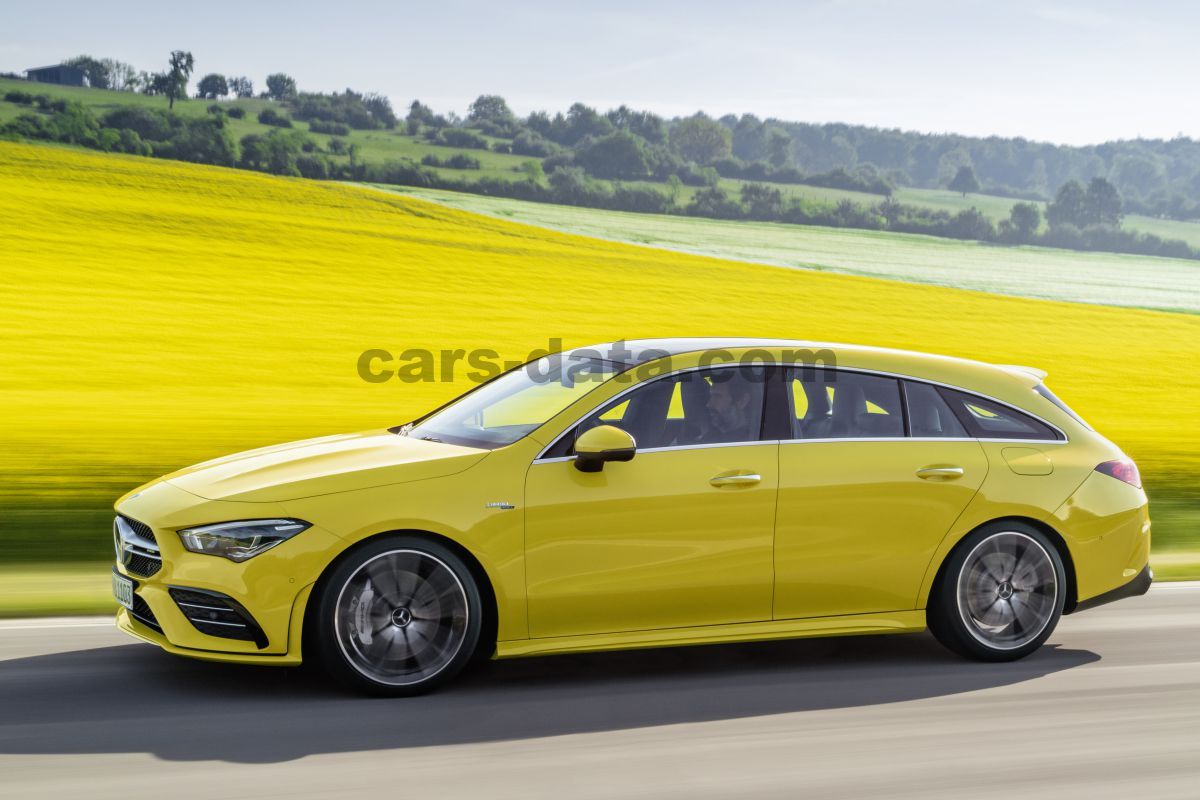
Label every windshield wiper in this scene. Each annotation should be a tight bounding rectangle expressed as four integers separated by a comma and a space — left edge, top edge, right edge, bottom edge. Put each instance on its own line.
418, 435, 442, 443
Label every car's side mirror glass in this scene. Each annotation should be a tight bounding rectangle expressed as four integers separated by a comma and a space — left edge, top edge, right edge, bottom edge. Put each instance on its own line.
573, 425, 636, 472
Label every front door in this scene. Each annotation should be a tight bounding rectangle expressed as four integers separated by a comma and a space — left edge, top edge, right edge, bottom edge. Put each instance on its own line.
524, 367, 778, 639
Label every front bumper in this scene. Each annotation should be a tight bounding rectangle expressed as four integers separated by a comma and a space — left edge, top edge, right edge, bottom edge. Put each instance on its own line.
112, 480, 338, 661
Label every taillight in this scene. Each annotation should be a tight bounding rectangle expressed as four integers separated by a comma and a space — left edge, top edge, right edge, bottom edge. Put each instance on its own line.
1095, 458, 1141, 488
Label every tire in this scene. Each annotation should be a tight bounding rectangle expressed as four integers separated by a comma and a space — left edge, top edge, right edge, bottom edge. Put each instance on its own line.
313, 536, 484, 696
927, 522, 1066, 662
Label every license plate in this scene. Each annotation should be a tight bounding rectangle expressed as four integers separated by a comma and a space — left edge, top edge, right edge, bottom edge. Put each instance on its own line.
112, 571, 134, 610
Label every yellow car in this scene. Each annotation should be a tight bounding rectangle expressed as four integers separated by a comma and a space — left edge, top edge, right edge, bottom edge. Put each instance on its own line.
112, 339, 1151, 695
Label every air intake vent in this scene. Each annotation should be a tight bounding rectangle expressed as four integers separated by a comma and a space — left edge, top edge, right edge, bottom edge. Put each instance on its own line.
169, 587, 268, 648
130, 594, 161, 633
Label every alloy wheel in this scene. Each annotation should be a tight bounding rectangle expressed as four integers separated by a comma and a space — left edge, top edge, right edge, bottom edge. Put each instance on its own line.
333, 549, 470, 686
956, 531, 1058, 651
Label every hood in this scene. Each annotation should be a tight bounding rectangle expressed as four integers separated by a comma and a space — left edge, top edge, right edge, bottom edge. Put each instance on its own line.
163, 430, 488, 502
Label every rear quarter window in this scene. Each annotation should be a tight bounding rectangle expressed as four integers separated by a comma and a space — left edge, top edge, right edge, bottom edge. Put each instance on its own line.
937, 387, 1064, 441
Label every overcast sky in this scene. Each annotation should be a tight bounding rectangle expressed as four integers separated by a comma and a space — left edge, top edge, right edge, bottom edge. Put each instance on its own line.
3, 0, 1194, 146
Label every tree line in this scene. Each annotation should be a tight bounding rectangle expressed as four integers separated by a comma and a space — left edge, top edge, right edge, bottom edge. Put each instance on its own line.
17, 51, 1200, 222
3, 52, 1197, 260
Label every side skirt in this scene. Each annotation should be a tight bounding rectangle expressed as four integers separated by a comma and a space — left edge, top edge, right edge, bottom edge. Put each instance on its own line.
495, 610, 926, 659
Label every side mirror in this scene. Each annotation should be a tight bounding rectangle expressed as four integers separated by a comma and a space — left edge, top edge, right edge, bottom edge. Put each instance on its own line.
573, 425, 637, 472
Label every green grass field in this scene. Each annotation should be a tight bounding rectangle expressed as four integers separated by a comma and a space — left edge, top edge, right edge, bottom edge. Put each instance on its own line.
377, 186, 1200, 313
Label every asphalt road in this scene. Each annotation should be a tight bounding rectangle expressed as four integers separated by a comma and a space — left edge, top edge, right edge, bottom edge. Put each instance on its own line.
1, 583, 1197, 800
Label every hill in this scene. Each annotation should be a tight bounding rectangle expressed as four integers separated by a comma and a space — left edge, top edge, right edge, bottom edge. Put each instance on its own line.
1, 141, 1197, 584
6, 76, 1200, 258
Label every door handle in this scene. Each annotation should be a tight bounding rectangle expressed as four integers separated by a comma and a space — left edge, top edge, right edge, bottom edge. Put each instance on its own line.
710, 471, 762, 487
916, 465, 964, 480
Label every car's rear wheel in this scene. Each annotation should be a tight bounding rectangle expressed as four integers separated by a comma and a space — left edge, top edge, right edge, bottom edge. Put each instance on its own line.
314, 536, 483, 696
928, 522, 1065, 661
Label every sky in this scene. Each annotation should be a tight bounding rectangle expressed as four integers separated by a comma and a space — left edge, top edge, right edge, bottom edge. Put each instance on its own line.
2, 0, 1195, 146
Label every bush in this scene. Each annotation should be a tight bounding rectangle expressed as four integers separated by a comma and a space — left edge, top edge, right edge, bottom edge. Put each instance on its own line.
258, 108, 293, 128
686, 186, 743, 219
430, 128, 488, 149
511, 130, 559, 158
3, 90, 35, 104
101, 107, 173, 141
309, 119, 351, 136
206, 103, 225, 116
295, 154, 332, 179
154, 117, 238, 167
359, 159, 440, 187
240, 129, 310, 175
226, 106, 246, 120
611, 184, 671, 214
421, 153, 482, 170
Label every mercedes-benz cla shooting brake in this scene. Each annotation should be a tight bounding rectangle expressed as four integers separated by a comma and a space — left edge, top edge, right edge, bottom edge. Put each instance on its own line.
111, 339, 1151, 695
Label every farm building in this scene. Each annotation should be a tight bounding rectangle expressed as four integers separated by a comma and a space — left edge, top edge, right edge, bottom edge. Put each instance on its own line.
25, 64, 87, 86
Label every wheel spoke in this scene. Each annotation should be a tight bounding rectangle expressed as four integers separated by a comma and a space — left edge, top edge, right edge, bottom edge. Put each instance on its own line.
957, 532, 1058, 651
335, 549, 469, 687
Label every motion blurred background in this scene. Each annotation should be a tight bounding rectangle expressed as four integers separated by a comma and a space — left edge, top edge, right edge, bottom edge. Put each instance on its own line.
2, 0, 1198, 616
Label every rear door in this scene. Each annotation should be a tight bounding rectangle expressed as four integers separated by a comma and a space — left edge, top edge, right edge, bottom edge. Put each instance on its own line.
773, 369, 988, 619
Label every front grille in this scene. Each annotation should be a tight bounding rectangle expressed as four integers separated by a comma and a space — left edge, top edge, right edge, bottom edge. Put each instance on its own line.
126, 552, 162, 577
121, 515, 156, 544
169, 587, 268, 648
130, 594, 161, 632
115, 515, 162, 578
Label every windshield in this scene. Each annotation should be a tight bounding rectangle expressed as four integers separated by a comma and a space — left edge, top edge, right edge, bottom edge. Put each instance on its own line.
402, 356, 624, 449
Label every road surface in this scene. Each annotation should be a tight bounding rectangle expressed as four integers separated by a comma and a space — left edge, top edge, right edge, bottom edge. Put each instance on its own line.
1, 583, 1197, 799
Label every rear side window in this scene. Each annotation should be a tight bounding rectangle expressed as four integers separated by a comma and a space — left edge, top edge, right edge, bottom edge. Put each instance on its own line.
786, 368, 903, 439
904, 382, 967, 438
938, 388, 1063, 441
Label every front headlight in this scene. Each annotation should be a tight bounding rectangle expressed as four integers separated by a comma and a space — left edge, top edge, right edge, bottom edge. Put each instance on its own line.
177, 519, 311, 562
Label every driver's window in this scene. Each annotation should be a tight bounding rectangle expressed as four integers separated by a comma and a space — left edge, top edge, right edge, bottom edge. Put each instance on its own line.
553, 367, 766, 455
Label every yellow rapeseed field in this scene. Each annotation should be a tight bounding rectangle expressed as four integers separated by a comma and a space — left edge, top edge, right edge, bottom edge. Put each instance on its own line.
1, 140, 1198, 567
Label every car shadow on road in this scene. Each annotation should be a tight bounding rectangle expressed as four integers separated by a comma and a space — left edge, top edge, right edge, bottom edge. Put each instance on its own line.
0, 632, 1098, 763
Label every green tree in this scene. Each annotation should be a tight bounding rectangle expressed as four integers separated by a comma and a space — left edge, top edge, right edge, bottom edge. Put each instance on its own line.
100, 58, 138, 91
363, 93, 397, 128
574, 131, 649, 180
563, 102, 612, 145
467, 94, 513, 124
740, 183, 784, 219
195, 73, 228, 100
665, 174, 683, 205
518, 159, 544, 182
686, 185, 742, 218
1084, 177, 1123, 226
1046, 180, 1087, 228
948, 165, 980, 197
669, 114, 732, 165
947, 207, 995, 240
162, 50, 194, 109
227, 75, 253, 98
766, 128, 792, 168
64, 55, 110, 89
265, 73, 297, 101
606, 105, 667, 145
1008, 202, 1042, 241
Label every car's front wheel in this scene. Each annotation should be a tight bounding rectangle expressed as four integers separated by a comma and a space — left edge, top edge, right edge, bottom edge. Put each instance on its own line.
928, 522, 1066, 661
313, 536, 483, 696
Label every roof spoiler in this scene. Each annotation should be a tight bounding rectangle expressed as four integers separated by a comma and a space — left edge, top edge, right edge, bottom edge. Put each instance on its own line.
998, 364, 1048, 382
